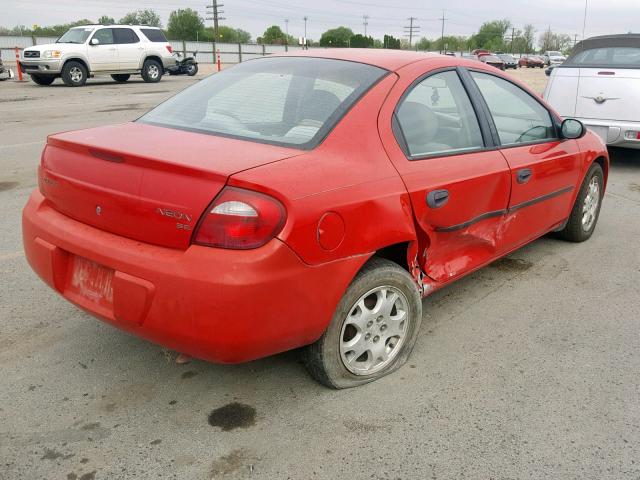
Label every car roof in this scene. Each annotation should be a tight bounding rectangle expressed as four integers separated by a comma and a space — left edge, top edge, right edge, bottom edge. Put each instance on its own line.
71, 24, 160, 29
272, 49, 441, 71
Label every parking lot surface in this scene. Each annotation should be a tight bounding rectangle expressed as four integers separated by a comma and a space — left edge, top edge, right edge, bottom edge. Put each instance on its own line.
1, 67, 640, 479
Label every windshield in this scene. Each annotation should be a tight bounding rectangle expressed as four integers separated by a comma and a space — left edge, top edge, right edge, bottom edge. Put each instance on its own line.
499, 54, 515, 61
139, 57, 388, 149
57, 27, 93, 44
566, 47, 640, 68
548, 51, 562, 56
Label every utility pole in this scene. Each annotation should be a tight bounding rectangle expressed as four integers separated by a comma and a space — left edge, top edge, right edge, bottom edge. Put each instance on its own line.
303, 16, 308, 48
438, 10, 448, 54
403, 17, 419, 48
511, 27, 515, 53
582, 0, 588, 40
284, 18, 289, 36
206, 0, 225, 61
574, 33, 578, 47
363, 15, 369, 37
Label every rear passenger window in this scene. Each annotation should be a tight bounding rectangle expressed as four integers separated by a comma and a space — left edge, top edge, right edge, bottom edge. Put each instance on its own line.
470, 71, 555, 145
395, 70, 484, 158
141, 29, 168, 42
114, 28, 140, 44
92, 28, 114, 45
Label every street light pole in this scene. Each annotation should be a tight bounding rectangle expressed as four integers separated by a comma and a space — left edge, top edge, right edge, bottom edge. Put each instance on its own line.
582, 0, 588, 40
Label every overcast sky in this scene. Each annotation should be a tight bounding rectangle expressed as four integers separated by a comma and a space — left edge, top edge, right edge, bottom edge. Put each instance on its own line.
3, 0, 639, 43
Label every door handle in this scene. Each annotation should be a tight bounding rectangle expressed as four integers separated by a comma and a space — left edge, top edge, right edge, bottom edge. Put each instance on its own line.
516, 168, 532, 184
426, 189, 449, 209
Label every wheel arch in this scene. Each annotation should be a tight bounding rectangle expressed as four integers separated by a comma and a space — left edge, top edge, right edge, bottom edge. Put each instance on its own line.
142, 55, 163, 69
592, 155, 608, 188
62, 57, 90, 73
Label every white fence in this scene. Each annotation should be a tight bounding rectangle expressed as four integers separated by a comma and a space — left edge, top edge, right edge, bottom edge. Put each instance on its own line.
0, 35, 306, 64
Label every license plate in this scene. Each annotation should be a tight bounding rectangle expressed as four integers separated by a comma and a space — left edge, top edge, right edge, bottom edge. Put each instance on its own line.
68, 255, 114, 306
587, 125, 609, 144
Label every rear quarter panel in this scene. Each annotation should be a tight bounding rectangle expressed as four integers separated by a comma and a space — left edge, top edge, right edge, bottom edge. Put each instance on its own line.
229, 73, 419, 266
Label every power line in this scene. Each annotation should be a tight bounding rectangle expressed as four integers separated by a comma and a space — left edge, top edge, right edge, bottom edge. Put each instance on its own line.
403, 16, 419, 47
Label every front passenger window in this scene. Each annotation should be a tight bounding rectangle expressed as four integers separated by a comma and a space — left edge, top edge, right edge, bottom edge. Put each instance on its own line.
92, 28, 114, 45
395, 71, 484, 158
470, 71, 555, 145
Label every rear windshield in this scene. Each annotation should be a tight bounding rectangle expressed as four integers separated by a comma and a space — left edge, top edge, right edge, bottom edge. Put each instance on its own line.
566, 47, 640, 68
139, 57, 388, 149
141, 28, 167, 42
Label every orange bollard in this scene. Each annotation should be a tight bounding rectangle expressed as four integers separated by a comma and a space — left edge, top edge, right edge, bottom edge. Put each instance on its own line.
14, 47, 23, 81
217, 49, 221, 72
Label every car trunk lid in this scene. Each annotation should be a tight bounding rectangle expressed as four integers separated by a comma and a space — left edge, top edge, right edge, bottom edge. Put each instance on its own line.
39, 122, 301, 249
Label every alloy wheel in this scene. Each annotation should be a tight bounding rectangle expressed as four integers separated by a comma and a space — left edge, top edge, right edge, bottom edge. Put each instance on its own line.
582, 176, 600, 231
339, 286, 410, 375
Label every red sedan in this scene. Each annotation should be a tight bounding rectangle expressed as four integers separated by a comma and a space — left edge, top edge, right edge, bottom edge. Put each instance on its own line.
23, 50, 608, 388
519, 55, 545, 68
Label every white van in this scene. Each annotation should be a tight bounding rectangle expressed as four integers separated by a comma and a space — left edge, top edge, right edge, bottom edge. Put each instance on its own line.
543, 34, 640, 149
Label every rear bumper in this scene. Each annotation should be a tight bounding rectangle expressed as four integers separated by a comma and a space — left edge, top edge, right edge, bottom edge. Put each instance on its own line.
22, 190, 367, 363
579, 118, 640, 150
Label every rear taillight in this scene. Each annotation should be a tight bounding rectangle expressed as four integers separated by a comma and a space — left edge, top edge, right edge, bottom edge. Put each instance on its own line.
166, 45, 173, 54
193, 187, 286, 249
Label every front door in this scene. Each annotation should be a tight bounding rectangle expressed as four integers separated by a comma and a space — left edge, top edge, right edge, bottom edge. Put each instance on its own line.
380, 68, 511, 283
468, 70, 582, 247
87, 28, 118, 71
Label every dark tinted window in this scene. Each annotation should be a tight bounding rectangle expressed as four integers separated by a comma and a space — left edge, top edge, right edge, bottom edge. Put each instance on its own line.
396, 71, 484, 157
92, 28, 114, 45
470, 71, 555, 145
141, 29, 168, 42
567, 47, 640, 67
114, 28, 140, 44
139, 57, 387, 149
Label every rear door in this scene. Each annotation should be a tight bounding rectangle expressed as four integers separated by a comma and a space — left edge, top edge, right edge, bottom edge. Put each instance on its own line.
113, 28, 144, 70
468, 70, 582, 247
87, 28, 118, 71
380, 67, 511, 283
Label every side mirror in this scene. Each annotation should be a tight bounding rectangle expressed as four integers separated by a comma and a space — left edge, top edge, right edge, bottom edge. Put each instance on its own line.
561, 118, 586, 139
90, 38, 100, 46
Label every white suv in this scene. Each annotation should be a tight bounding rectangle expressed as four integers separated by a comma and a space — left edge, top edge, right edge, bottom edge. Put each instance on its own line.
20, 25, 176, 87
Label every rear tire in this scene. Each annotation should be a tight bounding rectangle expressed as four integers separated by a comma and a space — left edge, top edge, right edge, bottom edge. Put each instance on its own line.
30, 74, 55, 86
61, 61, 87, 87
304, 257, 422, 389
556, 163, 604, 242
111, 74, 130, 83
141, 59, 162, 83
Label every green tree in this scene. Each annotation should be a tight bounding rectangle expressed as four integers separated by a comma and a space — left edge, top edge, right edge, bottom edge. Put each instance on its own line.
167, 9, 204, 40
416, 37, 432, 51
259, 25, 293, 44
119, 9, 161, 27
97, 15, 115, 25
383, 34, 401, 49
433, 35, 468, 52
349, 34, 373, 48
319, 27, 354, 47
469, 19, 511, 51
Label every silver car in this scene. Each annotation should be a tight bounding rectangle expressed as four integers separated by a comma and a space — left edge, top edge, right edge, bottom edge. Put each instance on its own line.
543, 34, 640, 149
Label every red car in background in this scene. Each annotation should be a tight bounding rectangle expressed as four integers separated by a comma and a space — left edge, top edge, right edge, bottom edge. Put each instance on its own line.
519, 55, 545, 68
23, 50, 608, 388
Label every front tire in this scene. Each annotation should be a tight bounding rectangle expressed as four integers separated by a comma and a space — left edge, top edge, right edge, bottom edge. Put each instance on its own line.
111, 74, 130, 83
30, 74, 55, 86
556, 163, 604, 242
304, 257, 422, 389
61, 61, 87, 87
141, 59, 162, 83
